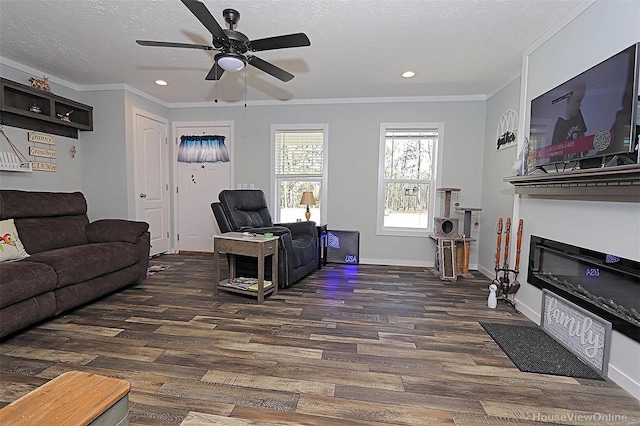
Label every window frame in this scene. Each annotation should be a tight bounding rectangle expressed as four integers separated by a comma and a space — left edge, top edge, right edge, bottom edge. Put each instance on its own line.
376, 122, 445, 237
270, 123, 328, 224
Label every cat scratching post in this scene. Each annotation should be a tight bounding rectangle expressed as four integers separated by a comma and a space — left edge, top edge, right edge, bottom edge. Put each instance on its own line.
431, 188, 481, 280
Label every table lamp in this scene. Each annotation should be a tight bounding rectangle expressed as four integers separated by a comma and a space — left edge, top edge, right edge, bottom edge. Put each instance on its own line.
299, 191, 316, 221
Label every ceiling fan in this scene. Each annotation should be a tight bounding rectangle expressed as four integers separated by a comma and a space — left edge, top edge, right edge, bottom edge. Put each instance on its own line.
136, 0, 310, 82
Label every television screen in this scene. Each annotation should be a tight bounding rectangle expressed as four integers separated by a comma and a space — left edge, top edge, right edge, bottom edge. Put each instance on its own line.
529, 44, 638, 168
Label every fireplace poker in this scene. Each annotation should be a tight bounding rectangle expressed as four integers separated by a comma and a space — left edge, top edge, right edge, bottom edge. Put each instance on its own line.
502, 217, 512, 283
509, 219, 524, 295
491, 217, 519, 311
495, 218, 503, 271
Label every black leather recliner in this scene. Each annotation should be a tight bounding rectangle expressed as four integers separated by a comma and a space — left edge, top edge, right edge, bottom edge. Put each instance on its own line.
211, 189, 318, 288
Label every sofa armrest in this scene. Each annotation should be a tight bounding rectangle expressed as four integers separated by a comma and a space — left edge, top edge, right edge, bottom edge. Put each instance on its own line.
86, 219, 149, 244
244, 225, 291, 237
276, 220, 316, 238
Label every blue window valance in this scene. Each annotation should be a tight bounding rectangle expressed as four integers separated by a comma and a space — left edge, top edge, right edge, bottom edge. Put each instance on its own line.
177, 135, 230, 163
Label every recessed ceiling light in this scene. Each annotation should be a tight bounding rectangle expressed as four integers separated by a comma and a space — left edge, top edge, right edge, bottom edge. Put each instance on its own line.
155, 79, 168, 86
402, 71, 415, 78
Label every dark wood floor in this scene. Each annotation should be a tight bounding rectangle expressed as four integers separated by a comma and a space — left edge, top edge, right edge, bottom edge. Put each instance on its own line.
1, 254, 639, 425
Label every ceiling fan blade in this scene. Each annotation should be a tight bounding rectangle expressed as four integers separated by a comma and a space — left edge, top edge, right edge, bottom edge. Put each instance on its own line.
249, 33, 311, 52
136, 40, 214, 50
181, 0, 228, 43
205, 62, 225, 81
247, 56, 294, 82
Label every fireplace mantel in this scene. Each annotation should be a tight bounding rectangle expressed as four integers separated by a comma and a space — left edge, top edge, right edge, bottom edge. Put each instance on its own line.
504, 164, 640, 201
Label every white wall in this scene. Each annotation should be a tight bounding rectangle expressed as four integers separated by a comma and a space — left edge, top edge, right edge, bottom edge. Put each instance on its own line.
479, 78, 521, 277
512, 0, 640, 398
79, 89, 128, 220
171, 99, 486, 267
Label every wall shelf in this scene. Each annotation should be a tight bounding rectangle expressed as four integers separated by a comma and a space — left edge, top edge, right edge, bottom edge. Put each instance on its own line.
0, 78, 93, 139
504, 164, 640, 201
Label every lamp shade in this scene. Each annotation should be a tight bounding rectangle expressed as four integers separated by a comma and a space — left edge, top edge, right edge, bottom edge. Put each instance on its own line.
300, 191, 316, 206
217, 55, 245, 72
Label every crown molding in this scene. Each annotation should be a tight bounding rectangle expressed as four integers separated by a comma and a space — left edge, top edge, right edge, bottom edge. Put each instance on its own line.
1, 56, 486, 108
79, 83, 170, 107
170, 94, 487, 109
0, 56, 82, 91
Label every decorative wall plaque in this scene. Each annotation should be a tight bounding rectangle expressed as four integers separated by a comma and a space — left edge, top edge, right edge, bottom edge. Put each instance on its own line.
496, 109, 518, 150
28, 132, 55, 145
541, 289, 611, 376
32, 161, 57, 172
29, 146, 57, 159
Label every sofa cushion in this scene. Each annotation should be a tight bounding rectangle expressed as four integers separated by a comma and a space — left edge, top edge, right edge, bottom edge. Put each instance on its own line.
14, 215, 89, 254
0, 261, 57, 308
27, 242, 140, 288
0, 190, 87, 220
0, 219, 30, 262
86, 220, 149, 244
219, 190, 274, 229
0, 292, 57, 339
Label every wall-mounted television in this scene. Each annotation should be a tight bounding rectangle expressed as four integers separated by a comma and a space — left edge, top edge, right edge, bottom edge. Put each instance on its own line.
529, 43, 639, 169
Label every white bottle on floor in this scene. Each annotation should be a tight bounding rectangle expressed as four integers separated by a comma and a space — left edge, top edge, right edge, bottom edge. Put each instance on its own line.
488, 284, 498, 309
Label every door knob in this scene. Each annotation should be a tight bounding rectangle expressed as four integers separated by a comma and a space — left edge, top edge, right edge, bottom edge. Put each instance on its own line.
139, 193, 147, 198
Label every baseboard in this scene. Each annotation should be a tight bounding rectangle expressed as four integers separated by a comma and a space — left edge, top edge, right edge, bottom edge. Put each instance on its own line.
608, 364, 640, 401
512, 297, 541, 325
358, 258, 479, 271
477, 264, 495, 280
358, 258, 432, 268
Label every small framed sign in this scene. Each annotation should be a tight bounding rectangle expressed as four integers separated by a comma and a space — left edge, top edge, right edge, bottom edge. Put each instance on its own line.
496, 109, 518, 150
540, 289, 611, 376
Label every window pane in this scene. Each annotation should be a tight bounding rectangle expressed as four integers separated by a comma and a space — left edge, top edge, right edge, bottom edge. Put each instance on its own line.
275, 131, 324, 175
279, 180, 321, 223
383, 183, 430, 228
384, 134, 434, 180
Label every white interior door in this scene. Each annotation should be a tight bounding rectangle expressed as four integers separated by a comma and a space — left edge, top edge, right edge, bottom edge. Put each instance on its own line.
175, 122, 233, 252
134, 109, 170, 256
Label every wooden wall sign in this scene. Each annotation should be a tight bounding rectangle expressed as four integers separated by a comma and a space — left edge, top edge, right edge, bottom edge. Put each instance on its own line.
32, 161, 57, 172
496, 109, 518, 150
28, 132, 55, 145
29, 146, 57, 158
541, 289, 611, 376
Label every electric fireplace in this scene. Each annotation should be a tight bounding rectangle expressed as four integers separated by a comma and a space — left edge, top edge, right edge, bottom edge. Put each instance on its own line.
528, 236, 640, 342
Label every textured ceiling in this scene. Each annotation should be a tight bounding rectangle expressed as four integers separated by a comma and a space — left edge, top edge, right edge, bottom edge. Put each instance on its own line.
0, 0, 586, 104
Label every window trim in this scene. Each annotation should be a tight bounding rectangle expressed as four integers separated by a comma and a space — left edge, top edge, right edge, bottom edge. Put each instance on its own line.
270, 123, 329, 223
376, 122, 445, 237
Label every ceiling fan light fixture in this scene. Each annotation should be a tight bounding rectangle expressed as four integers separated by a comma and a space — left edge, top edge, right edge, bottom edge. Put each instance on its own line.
217, 55, 246, 72
402, 71, 415, 78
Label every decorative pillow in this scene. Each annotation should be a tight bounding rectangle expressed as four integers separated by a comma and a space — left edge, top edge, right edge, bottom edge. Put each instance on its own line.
0, 219, 30, 262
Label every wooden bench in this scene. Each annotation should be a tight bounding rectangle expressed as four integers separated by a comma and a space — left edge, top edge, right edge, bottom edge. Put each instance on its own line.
0, 371, 131, 426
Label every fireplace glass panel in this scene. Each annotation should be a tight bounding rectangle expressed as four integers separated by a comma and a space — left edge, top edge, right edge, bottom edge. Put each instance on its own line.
528, 236, 640, 342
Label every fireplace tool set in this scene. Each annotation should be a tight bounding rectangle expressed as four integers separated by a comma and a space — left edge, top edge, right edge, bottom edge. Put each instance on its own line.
492, 217, 523, 310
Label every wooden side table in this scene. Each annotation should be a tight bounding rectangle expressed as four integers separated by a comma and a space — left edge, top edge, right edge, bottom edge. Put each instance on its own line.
213, 232, 279, 303
316, 224, 328, 269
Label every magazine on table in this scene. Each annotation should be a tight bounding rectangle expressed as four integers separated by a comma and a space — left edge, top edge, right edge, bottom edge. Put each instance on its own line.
222, 277, 273, 291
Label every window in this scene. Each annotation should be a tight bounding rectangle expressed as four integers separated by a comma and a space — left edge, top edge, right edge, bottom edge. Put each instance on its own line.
377, 123, 443, 236
272, 124, 327, 223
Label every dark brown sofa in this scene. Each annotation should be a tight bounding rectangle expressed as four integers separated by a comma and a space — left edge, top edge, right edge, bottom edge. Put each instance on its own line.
0, 190, 150, 338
